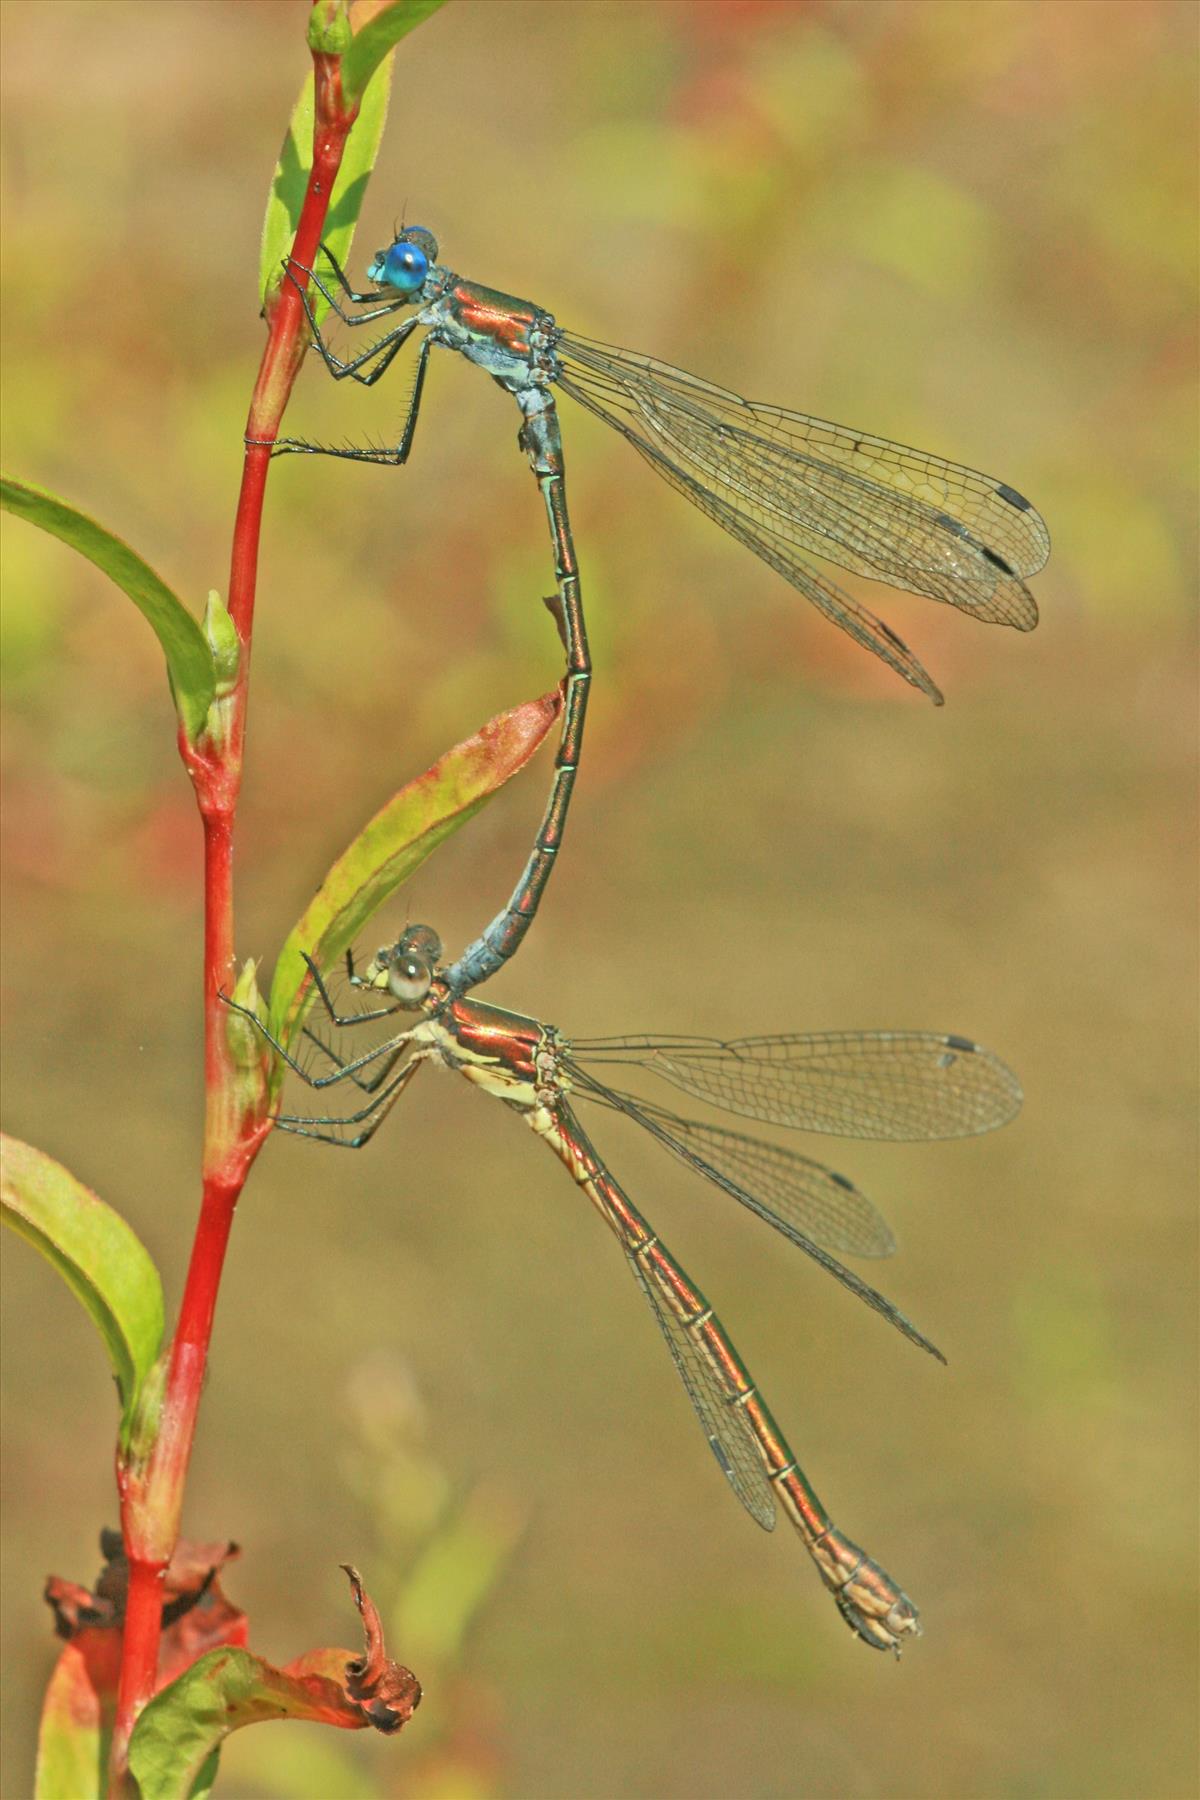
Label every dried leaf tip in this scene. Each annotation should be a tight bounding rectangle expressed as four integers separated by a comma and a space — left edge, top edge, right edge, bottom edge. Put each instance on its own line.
341, 1564, 422, 1733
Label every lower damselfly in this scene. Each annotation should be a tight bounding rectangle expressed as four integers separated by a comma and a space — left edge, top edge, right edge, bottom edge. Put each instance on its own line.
261, 229, 1048, 995
229, 925, 1022, 1652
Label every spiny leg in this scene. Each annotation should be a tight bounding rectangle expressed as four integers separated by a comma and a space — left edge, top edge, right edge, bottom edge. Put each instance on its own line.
300, 1017, 416, 1098
299, 937, 460, 1094
303, 1024, 390, 1093
294, 246, 406, 323
285, 264, 422, 384
221, 989, 417, 1092
261, 285, 434, 463
275, 1050, 427, 1147
298, 243, 429, 324
303, 952, 406, 1030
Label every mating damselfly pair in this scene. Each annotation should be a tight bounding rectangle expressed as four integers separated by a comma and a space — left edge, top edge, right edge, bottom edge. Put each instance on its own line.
245, 226, 1045, 1650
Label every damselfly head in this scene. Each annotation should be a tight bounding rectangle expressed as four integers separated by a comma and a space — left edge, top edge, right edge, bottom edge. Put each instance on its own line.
368, 227, 439, 296
362, 924, 442, 1007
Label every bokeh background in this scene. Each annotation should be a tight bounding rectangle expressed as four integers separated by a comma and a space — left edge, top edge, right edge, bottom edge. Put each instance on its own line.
2, 2, 1196, 1796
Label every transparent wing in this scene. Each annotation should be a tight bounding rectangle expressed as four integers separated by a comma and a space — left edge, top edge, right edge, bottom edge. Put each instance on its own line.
589, 409, 945, 701
555, 333, 1046, 700
580, 1086, 896, 1258
570, 1068, 941, 1361
556, 333, 1048, 598
571, 1030, 1023, 1141
557, 1098, 778, 1530
626, 1245, 778, 1532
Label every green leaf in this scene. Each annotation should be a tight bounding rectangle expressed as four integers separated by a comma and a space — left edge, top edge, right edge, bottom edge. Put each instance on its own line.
341, 0, 449, 107
128, 1647, 365, 1800
1, 1136, 165, 1450
259, 54, 393, 323
0, 476, 215, 743
269, 687, 562, 1048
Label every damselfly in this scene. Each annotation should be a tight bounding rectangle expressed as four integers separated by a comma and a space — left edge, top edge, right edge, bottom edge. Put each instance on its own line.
230, 926, 1022, 1651
263, 229, 1049, 993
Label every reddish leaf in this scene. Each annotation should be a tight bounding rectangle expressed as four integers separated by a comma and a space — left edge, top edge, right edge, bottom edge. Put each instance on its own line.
41, 1542, 419, 1797
45, 1532, 247, 1673
35, 1628, 122, 1799
126, 1568, 420, 1799
38, 1534, 250, 1797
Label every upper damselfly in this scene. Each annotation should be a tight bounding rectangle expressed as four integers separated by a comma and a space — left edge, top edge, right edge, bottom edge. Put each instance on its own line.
229, 925, 1022, 1652
261, 230, 1049, 994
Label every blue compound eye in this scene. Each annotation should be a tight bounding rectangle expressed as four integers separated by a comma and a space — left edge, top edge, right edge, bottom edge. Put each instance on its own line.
375, 238, 429, 293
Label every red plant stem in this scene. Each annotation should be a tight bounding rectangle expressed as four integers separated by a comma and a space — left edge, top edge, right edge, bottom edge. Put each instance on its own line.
107, 46, 360, 1793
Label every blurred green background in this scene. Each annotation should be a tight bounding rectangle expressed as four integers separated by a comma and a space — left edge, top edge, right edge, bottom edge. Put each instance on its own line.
2, 2, 1196, 1795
